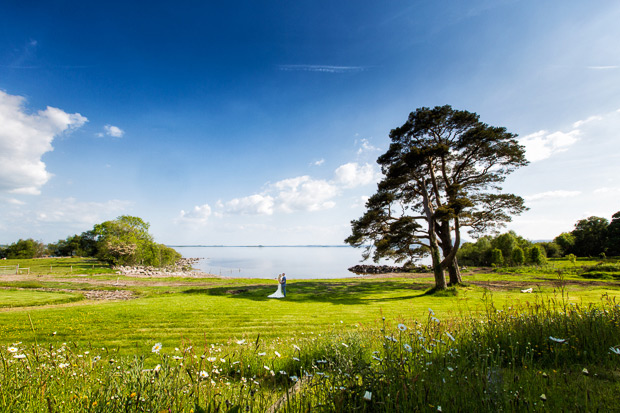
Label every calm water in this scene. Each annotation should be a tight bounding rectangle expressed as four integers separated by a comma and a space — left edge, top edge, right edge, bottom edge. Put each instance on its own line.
174, 246, 373, 279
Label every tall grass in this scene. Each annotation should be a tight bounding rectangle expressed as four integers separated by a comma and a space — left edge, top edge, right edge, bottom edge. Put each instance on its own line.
2, 294, 619, 412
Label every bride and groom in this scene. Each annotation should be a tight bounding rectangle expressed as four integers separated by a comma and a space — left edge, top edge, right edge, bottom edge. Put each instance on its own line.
268, 273, 287, 298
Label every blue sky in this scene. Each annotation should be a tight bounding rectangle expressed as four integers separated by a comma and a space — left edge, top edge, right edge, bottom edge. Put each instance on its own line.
1, 0, 619, 245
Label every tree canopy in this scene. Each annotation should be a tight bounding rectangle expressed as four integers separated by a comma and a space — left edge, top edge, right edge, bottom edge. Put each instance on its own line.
346, 105, 528, 289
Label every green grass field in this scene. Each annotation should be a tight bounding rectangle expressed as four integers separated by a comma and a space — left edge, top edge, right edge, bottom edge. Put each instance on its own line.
1, 257, 619, 411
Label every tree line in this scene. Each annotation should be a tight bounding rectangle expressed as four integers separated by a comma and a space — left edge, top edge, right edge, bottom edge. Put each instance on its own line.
0, 216, 180, 267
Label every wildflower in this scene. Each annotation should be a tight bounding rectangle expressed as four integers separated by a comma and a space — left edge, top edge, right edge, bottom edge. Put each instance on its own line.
437, 407, 442, 412
610, 347, 620, 355
232, 361, 240, 365
151, 343, 162, 353
173, 356, 183, 360
403, 344, 413, 353
236, 339, 246, 345
290, 375, 299, 382
398, 323, 407, 331
341, 343, 349, 348
199, 370, 209, 378
372, 355, 382, 361
316, 360, 328, 364
207, 357, 216, 363
7, 347, 18, 353
431, 317, 440, 323
220, 358, 226, 363
274, 351, 281, 358
293, 357, 300, 361
59, 363, 69, 368
293, 344, 301, 351
264, 366, 271, 371
258, 352, 266, 356
93, 356, 101, 362
279, 370, 287, 375
549, 336, 567, 343
14, 354, 26, 359
428, 308, 435, 315
270, 370, 275, 376
385, 335, 398, 342
363, 391, 372, 401
445, 332, 455, 342
154, 364, 161, 373
582, 368, 589, 376
540, 394, 547, 401
447, 367, 454, 372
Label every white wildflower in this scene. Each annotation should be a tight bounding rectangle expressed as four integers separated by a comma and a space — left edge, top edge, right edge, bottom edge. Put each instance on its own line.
549, 336, 567, 343
398, 323, 407, 331
151, 343, 162, 353
363, 391, 372, 401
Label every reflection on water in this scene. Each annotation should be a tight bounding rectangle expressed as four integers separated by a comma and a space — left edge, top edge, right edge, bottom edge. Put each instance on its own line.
174, 246, 370, 279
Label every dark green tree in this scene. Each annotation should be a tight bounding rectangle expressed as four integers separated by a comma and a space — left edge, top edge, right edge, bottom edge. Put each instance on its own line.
512, 246, 525, 266
605, 211, 620, 256
554, 232, 575, 256
4, 239, 46, 259
346, 105, 528, 289
571, 216, 608, 257
490, 248, 504, 267
529, 245, 547, 266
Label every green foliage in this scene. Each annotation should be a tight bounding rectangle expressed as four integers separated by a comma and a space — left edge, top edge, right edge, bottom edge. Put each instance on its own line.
93, 216, 180, 267
606, 211, 620, 256
511, 246, 525, 266
529, 245, 547, 266
490, 248, 504, 266
567, 253, 577, 266
554, 232, 575, 256
572, 216, 609, 257
3, 238, 46, 259
539, 241, 562, 258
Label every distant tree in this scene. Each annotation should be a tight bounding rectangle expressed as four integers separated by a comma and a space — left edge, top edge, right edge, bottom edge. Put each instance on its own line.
572, 216, 608, 257
490, 248, 504, 267
512, 246, 525, 266
493, 232, 517, 266
92, 216, 180, 267
554, 232, 576, 256
606, 211, 620, 256
538, 241, 562, 258
457, 236, 492, 266
0, 246, 6, 259
529, 245, 547, 266
4, 239, 46, 259
347, 105, 528, 289
567, 253, 577, 266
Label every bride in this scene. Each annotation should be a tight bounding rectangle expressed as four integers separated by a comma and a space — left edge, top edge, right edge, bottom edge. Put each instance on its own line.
268, 274, 285, 298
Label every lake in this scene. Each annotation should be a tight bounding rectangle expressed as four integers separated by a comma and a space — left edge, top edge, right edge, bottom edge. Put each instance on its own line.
173, 246, 374, 279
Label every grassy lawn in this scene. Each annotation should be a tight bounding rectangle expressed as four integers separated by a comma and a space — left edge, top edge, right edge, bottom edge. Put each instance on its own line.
0, 257, 115, 276
0, 289, 83, 308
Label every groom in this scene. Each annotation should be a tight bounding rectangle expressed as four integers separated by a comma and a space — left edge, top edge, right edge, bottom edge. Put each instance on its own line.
280, 273, 287, 297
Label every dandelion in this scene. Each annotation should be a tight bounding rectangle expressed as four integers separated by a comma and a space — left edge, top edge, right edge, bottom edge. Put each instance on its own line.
610, 347, 620, 355
7, 347, 18, 353
403, 344, 413, 353
549, 336, 567, 343
199, 370, 209, 378
398, 323, 407, 331
151, 343, 162, 353
363, 391, 372, 401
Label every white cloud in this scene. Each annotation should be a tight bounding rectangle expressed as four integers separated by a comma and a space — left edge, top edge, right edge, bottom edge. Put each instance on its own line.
572, 115, 603, 128
179, 204, 212, 224
33, 198, 130, 224
587, 66, 619, 70
0, 91, 87, 195
334, 162, 378, 188
224, 194, 274, 215
351, 195, 370, 208
524, 190, 581, 202
594, 187, 620, 194
519, 129, 580, 162
103, 124, 124, 138
312, 159, 325, 166
278, 65, 365, 73
274, 176, 338, 212
356, 138, 379, 155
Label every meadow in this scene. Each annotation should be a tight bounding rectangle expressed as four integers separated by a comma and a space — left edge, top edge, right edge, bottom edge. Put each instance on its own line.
1, 257, 619, 411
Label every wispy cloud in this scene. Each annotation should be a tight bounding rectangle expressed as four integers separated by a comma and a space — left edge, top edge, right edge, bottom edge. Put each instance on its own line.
311, 159, 325, 166
178, 204, 212, 224
278, 65, 365, 73
97, 124, 124, 138
524, 190, 581, 202
356, 138, 380, 155
587, 65, 619, 70
519, 129, 579, 162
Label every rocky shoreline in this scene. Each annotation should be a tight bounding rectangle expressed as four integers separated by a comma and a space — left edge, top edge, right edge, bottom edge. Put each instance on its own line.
348, 264, 430, 274
114, 258, 208, 277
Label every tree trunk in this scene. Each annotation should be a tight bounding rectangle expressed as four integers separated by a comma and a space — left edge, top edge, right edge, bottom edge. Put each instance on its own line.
437, 220, 463, 285
421, 183, 447, 290
447, 257, 462, 285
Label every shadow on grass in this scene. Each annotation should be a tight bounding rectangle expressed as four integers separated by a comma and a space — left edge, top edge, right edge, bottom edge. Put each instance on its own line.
182, 280, 437, 305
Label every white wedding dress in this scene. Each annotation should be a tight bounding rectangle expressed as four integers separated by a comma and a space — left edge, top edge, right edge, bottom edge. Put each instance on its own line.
268, 283, 284, 298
